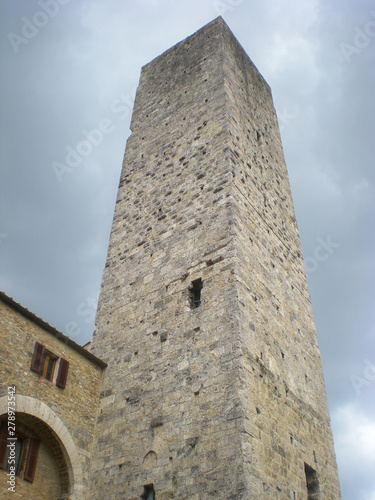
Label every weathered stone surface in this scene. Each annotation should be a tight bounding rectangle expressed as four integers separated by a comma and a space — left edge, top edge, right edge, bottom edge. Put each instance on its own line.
86, 16, 341, 499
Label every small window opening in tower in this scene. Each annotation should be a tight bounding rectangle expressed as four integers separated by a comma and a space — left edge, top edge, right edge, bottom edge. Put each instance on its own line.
304, 463, 321, 499
189, 278, 203, 309
142, 485, 155, 500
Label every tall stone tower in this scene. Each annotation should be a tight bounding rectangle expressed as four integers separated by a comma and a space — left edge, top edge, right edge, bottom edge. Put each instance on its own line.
90, 17, 341, 499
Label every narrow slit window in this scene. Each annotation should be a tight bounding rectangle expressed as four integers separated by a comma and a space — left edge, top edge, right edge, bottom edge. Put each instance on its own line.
304, 463, 321, 499
189, 278, 203, 309
142, 485, 155, 500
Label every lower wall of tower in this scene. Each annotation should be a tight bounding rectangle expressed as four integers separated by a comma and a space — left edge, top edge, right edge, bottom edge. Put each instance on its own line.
238, 355, 341, 499
90, 243, 254, 499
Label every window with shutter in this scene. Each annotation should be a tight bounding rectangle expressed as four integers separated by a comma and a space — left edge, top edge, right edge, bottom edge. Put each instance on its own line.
4, 433, 26, 476
0, 422, 8, 469
30, 342, 45, 374
24, 438, 40, 483
30, 342, 67, 385
56, 358, 69, 389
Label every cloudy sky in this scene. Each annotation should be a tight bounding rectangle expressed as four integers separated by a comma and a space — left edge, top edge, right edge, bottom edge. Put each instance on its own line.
0, 0, 374, 497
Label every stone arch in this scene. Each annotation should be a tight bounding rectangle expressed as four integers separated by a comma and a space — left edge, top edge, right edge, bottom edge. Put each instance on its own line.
143, 450, 157, 468
0, 395, 83, 499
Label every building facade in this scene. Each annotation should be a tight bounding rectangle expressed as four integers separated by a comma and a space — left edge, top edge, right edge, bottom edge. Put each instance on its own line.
0, 292, 106, 499
0, 17, 341, 499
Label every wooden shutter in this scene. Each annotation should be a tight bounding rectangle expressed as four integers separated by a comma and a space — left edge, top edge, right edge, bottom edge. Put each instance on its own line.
0, 422, 8, 469
24, 438, 40, 483
30, 342, 44, 374
56, 358, 69, 389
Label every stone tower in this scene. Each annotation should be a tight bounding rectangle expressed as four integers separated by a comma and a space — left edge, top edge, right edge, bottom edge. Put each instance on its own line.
89, 17, 341, 499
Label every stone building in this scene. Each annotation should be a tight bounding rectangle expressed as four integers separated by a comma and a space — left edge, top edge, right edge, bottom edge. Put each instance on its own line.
0, 292, 106, 499
0, 17, 341, 499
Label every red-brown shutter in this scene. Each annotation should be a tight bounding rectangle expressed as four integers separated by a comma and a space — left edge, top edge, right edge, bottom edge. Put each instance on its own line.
24, 438, 40, 483
56, 358, 69, 389
30, 342, 45, 374
0, 422, 8, 469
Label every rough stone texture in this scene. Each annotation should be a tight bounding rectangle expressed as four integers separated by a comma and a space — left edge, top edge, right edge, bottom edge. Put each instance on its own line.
90, 17, 340, 499
0, 294, 105, 499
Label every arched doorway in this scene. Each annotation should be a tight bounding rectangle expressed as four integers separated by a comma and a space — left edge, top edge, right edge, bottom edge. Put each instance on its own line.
0, 396, 83, 499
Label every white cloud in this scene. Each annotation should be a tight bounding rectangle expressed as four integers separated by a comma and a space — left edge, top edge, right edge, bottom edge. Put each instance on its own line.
350, 178, 373, 206
266, 34, 321, 90
334, 403, 375, 461
333, 402, 375, 498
